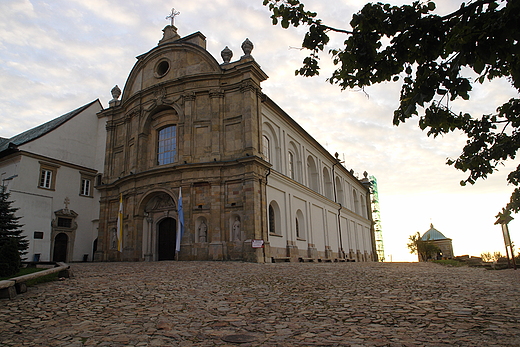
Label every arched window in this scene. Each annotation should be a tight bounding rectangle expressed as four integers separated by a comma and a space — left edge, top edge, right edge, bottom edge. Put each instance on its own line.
158, 125, 177, 165
353, 189, 360, 215
335, 177, 344, 205
307, 155, 319, 192
323, 167, 333, 200
288, 141, 301, 183
361, 195, 368, 218
269, 205, 275, 234
268, 201, 282, 236
263, 122, 280, 170
295, 209, 306, 240
263, 135, 270, 163
288, 151, 294, 179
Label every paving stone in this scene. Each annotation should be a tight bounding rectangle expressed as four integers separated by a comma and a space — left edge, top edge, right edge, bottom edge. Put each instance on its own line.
1, 262, 519, 346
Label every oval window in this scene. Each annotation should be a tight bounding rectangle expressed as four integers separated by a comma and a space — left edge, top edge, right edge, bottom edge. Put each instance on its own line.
155, 60, 170, 78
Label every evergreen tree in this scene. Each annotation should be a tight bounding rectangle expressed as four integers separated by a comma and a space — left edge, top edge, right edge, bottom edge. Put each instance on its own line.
0, 188, 27, 277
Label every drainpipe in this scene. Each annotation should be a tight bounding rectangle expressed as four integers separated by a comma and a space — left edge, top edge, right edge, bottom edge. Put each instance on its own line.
337, 203, 344, 259
332, 153, 344, 259
261, 167, 271, 262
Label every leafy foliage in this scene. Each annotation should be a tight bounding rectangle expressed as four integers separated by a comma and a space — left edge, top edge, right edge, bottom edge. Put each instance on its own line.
0, 189, 27, 276
263, 0, 520, 216
481, 251, 504, 262
407, 231, 441, 261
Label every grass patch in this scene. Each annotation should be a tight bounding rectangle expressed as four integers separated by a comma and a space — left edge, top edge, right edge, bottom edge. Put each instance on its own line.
432, 259, 466, 267
0, 267, 60, 286
0, 267, 45, 281
25, 272, 59, 286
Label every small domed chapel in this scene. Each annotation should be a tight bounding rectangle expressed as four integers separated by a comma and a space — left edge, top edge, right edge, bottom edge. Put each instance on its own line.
0, 23, 377, 263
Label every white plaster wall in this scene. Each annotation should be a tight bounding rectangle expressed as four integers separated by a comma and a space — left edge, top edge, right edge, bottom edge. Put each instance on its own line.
1, 102, 105, 262
19, 101, 104, 169
266, 184, 286, 249
262, 103, 373, 259
9, 157, 100, 262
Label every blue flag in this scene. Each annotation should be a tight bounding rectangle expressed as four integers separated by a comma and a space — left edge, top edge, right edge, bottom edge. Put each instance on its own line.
176, 187, 184, 252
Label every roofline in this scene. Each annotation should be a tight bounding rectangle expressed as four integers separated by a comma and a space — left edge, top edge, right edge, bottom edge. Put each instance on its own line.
0, 99, 102, 157
261, 94, 368, 190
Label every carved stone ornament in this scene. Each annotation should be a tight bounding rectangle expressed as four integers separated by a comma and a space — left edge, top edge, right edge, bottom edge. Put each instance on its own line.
145, 193, 176, 212
111, 85, 121, 100
183, 91, 196, 102
240, 80, 257, 94
221, 46, 233, 64
52, 209, 78, 230
145, 87, 180, 112
241, 38, 253, 57
109, 85, 122, 108
159, 25, 181, 45
209, 89, 224, 99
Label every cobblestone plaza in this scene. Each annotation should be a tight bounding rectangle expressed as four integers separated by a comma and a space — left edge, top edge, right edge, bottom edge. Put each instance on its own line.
1, 262, 519, 346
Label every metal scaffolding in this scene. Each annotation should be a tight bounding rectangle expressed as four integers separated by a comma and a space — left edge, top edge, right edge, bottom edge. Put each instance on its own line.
369, 176, 385, 261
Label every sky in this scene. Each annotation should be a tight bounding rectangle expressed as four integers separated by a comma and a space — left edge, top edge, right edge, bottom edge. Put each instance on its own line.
1, 0, 518, 261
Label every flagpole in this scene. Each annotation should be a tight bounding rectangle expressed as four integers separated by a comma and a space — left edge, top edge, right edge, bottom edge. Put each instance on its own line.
176, 187, 184, 260
117, 194, 123, 255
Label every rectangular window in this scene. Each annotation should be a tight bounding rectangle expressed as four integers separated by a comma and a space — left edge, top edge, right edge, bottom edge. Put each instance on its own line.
79, 171, 95, 197
158, 125, 177, 165
38, 162, 59, 190
80, 178, 91, 196
57, 217, 72, 228
40, 169, 52, 189
34, 231, 44, 239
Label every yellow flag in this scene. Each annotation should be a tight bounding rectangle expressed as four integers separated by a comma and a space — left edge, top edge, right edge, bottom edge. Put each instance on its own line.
117, 194, 123, 252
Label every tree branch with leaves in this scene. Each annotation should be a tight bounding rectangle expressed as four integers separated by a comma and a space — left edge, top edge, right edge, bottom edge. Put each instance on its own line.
407, 231, 441, 261
263, 0, 520, 217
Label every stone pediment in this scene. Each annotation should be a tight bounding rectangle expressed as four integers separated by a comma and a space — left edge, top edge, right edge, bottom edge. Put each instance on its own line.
123, 31, 221, 102
54, 209, 78, 218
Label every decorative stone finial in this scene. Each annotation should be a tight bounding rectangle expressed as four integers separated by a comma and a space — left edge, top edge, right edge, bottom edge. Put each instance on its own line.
363, 171, 368, 178
109, 85, 121, 107
111, 85, 121, 100
241, 38, 253, 58
221, 46, 233, 64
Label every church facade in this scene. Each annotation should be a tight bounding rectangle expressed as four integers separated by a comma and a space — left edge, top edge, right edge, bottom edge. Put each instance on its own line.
93, 26, 376, 263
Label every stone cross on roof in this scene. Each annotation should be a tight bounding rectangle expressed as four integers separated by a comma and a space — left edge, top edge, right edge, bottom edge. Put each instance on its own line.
64, 197, 70, 211
166, 8, 180, 26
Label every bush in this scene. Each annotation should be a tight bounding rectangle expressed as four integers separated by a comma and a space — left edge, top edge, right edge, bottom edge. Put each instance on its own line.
432, 259, 465, 267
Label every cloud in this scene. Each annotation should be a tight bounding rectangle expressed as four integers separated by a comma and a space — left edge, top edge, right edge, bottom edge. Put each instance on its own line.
1, 0, 518, 261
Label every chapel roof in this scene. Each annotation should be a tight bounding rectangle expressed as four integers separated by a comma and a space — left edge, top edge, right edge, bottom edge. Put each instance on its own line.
420, 224, 450, 241
0, 100, 100, 154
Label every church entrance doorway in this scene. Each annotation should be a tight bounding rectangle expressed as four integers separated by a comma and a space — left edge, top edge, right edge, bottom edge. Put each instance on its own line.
158, 217, 176, 260
53, 233, 68, 262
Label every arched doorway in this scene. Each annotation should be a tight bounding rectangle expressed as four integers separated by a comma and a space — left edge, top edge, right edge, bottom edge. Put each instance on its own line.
158, 217, 176, 260
53, 233, 68, 262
